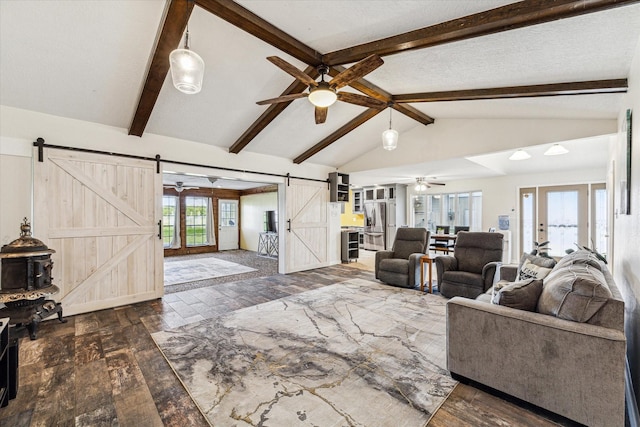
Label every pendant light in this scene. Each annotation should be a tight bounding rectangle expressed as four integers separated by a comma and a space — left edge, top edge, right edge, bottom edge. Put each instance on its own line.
169, 25, 205, 94
382, 108, 398, 151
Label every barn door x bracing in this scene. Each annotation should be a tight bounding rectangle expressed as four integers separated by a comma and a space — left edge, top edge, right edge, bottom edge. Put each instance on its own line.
34, 148, 163, 317
285, 178, 330, 273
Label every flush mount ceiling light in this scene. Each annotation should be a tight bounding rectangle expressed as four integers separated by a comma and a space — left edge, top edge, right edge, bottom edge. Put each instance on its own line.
169, 25, 205, 94
382, 108, 398, 151
544, 143, 569, 156
509, 149, 531, 160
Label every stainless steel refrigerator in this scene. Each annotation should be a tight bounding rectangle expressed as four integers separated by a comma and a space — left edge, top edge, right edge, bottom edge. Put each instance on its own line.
364, 201, 386, 251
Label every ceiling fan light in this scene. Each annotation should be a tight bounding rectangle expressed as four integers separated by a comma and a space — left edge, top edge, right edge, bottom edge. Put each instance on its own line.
382, 128, 398, 151
308, 86, 337, 107
544, 143, 569, 156
509, 149, 531, 160
170, 48, 205, 94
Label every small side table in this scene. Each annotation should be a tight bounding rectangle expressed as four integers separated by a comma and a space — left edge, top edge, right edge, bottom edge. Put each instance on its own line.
257, 232, 278, 258
420, 255, 434, 293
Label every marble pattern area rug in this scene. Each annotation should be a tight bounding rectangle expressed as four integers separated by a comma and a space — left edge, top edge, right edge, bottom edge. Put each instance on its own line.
164, 257, 257, 286
152, 279, 456, 426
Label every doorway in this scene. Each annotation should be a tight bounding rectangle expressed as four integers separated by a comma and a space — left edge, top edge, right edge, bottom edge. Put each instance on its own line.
519, 183, 607, 258
218, 199, 239, 250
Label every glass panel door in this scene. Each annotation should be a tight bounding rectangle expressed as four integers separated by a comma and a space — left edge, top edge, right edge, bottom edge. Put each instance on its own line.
538, 185, 588, 257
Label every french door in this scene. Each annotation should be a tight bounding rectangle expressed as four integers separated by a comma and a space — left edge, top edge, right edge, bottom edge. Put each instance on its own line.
519, 184, 607, 258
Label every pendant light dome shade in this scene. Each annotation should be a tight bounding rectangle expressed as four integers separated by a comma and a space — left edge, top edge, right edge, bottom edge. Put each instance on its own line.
170, 27, 204, 94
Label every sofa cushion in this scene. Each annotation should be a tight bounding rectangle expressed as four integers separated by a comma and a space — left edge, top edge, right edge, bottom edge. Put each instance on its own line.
491, 279, 543, 312
554, 249, 603, 272
517, 253, 556, 281
537, 264, 612, 322
379, 258, 409, 274
442, 271, 484, 288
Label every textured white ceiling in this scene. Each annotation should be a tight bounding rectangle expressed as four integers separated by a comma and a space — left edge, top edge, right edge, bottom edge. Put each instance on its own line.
1, 0, 639, 180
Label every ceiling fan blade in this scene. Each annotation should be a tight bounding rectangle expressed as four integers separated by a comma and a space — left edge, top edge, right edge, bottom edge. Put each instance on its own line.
428, 182, 446, 186
329, 54, 384, 90
315, 107, 328, 124
267, 56, 318, 87
337, 92, 387, 109
256, 92, 308, 105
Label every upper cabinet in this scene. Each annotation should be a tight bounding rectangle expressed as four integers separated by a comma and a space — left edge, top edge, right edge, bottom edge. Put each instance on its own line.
352, 189, 363, 213
329, 172, 349, 203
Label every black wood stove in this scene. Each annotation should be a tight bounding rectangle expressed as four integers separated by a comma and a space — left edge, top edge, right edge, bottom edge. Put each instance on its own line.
0, 218, 66, 339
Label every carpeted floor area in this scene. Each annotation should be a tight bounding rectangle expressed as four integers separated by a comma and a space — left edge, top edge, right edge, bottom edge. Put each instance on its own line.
164, 250, 278, 293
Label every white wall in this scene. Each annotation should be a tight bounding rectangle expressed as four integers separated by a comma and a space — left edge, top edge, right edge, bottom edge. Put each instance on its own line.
240, 192, 278, 251
610, 35, 640, 410
0, 138, 32, 245
405, 167, 606, 263
343, 117, 617, 173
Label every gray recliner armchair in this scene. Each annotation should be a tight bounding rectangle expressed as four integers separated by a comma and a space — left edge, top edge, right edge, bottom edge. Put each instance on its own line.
435, 231, 503, 298
375, 228, 430, 289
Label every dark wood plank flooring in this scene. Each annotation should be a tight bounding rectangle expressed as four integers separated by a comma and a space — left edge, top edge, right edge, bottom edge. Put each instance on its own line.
0, 262, 573, 426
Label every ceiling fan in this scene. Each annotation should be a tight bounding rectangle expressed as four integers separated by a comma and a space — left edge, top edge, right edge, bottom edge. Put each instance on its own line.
256, 54, 389, 124
164, 181, 199, 193
415, 177, 445, 192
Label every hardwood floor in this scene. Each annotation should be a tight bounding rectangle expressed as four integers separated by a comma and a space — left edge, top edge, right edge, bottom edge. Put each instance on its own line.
0, 258, 576, 426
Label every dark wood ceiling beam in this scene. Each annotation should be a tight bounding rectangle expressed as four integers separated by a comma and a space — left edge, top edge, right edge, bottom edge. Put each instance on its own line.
129, 0, 193, 136
195, 0, 322, 65
393, 79, 628, 103
228, 66, 319, 154
293, 108, 383, 164
322, 0, 640, 66
328, 66, 435, 125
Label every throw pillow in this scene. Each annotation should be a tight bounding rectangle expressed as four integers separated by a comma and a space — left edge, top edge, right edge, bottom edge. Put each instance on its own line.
517, 253, 556, 281
537, 264, 612, 322
491, 279, 543, 312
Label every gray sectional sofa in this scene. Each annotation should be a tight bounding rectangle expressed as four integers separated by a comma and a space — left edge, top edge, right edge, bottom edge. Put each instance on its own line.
446, 250, 626, 427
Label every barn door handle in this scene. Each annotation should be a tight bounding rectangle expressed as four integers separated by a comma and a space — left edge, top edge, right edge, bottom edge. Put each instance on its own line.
287, 219, 291, 232
157, 220, 162, 239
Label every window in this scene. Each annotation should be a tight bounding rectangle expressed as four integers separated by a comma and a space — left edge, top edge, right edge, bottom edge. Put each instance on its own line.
185, 196, 210, 247
162, 196, 179, 248
219, 201, 237, 227
412, 191, 482, 232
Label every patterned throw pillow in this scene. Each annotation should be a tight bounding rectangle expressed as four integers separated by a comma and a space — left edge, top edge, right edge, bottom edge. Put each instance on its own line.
517, 253, 556, 281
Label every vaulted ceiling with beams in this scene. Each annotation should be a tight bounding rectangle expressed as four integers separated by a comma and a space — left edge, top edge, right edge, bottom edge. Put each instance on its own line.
1, 1, 640, 178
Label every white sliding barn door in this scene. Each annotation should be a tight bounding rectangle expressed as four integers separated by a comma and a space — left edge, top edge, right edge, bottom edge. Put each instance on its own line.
33, 148, 163, 317
284, 178, 330, 273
